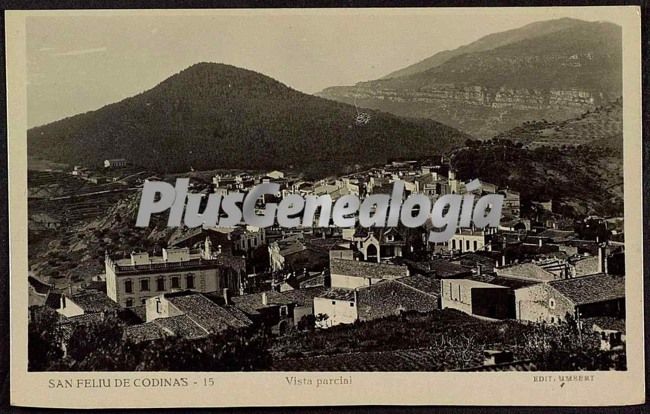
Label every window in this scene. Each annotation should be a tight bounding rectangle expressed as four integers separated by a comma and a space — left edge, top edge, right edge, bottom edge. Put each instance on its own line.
125, 298, 133, 307
451, 239, 456, 250
156, 298, 161, 313
186, 275, 195, 289
124, 280, 132, 293
473, 241, 478, 251
157, 278, 165, 291
279, 305, 288, 317
350, 302, 355, 307
141, 298, 147, 305
466, 240, 470, 251
332, 301, 336, 305
549, 298, 556, 309
171, 277, 180, 289
140, 279, 150, 291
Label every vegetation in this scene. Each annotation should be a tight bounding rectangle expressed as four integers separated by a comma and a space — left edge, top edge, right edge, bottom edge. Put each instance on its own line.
493, 98, 622, 153
29, 307, 271, 371
450, 140, 623, 218
28, 62, 468, 179
272, 310, 623, 371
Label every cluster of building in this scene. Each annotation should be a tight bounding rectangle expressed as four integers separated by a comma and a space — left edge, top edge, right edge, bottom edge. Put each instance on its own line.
33, 160, 627, 355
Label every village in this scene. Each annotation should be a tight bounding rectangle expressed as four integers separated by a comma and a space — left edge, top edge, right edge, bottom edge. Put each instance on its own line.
28, 156, 626, 371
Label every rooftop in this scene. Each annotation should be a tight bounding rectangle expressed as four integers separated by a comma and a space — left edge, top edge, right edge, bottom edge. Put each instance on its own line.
396, 275, 441, 297
548, 274, 625, 306
167, 292, 252, 333
280, 287, 329, 306
318, 289, 357, 301
357, 280, 439, 321
124, 323, 168, 344
330, 258, 408, 280
403, 259, 472, 278
153, 314, 208, 339
231, 290, 295, 315
68, 290, 121, 313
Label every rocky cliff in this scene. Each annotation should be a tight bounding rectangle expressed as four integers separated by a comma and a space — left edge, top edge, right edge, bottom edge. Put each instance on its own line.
319, 19, 621, 138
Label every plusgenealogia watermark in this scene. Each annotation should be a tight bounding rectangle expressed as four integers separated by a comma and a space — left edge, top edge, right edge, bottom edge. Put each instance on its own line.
135, 178, 503, 243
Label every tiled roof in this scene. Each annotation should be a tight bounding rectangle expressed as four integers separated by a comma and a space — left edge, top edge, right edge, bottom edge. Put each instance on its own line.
153, 315, 208, 339
124, 323, 169, 344
60, 312, 106, 327
280, 287, 329, 306
452, 253, 499, 271
318, 289, 356, 301
231, 290, 295, 315
69, 290, 121, 313
167, 293, 252, 333
404, 259, 472, 278
330, 258, 408, 279
496, 262, 556, 282
548, 274, 625, 306
357, 280, 439, 321
396, 275, 441, 297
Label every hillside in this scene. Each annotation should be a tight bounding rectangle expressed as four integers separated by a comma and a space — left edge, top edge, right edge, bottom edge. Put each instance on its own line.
450, 140, 623, 217
319, 18, 621, 138
493, 98, 622, 151
27, 63, 468, 178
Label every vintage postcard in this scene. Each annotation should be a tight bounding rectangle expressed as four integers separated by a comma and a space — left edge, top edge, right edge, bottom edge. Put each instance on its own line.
7, 7, 644, 408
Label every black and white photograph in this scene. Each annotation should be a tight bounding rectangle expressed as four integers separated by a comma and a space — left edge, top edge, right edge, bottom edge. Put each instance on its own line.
7, 6, 644, 409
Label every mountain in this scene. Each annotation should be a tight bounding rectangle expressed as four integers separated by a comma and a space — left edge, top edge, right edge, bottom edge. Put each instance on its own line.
318, 18, 622, 138
382, 17, 591, 80
28, 63, 468, 178
493, 98, 622, 152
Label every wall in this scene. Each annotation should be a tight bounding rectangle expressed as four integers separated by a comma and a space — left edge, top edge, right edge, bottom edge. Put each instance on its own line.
108, 266, 221, 308
145, 295, 184, 322
448, 234, 485, 253
313, 297, 358, 328
56, 296, 85, 318
440, 279, 473, 315
331, 273, 382, 290
514, 283, 574, 324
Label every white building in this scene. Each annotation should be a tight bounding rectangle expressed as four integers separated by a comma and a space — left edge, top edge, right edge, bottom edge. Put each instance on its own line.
105, 243, 241, 308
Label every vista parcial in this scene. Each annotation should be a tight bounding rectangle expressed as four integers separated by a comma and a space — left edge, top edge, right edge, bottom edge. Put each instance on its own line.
135, 178, 504, 243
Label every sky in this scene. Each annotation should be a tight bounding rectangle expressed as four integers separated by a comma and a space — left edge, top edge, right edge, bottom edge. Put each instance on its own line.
25, 9, 621, 127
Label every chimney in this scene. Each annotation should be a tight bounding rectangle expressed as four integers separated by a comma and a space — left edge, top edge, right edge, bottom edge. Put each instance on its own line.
353, 289, 359, 305
217, 245, 222, 255
501, 254, 506, 267
598, 244, 608, 275
476, 264, 482, 276
538, 238, 543, 247
262, 292, 268, 306
223, 288, 230, 305
60, 295, 66, 309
